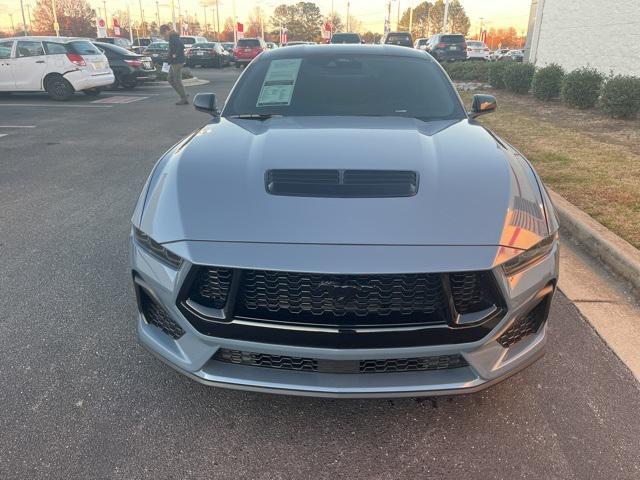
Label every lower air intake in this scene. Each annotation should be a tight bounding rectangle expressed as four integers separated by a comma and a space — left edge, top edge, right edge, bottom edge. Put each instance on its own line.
497, 295, 550, 348
140, 289, 185, 340
213, 349, 468, 374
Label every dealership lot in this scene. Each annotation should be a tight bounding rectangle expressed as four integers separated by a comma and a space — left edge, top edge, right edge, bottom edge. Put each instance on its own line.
1, 68, 639, 479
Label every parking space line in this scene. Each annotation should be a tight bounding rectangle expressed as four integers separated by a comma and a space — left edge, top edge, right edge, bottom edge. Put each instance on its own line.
90, 96, 148, 104
0, 134, 7, 138
0, 103, 113, 108
0, 125, 36, 128
101, 92, 163, 96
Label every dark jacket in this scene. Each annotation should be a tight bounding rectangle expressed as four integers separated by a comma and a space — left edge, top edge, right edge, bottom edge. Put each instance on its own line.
168, 32, 185, 65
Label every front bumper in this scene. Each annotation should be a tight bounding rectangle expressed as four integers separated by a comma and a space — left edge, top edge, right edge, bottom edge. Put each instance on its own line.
132, 239, 558, 398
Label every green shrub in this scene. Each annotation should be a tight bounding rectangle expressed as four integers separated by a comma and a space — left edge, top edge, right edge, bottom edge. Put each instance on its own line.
442, 61, 491, 83
561, 67, 604, 109
531, 63, 564, 100
488, 61, 510, 89
503, 62, 536, 94
599, 75, 640, 119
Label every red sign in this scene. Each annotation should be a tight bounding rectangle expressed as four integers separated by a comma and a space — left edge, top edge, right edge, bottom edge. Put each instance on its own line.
98, 19, 105, 28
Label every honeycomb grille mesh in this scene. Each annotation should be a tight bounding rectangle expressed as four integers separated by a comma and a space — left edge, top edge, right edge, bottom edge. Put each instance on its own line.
214, 349, 318, 372
498, 298, 548, 348
141, 290, 184, 339
449, 272, 492, 314
359, 355, 468, 373
190, 268, 233, 309
213, 349, 468, 374
236, 270, 447, 327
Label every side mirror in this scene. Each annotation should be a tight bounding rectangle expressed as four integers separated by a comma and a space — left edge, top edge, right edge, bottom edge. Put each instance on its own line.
469, 94, 497, 118
193, 92, 219, 116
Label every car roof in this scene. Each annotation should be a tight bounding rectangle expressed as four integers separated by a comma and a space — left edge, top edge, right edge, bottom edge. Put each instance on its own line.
263, 44, 434, 61
2, 36, 89, 43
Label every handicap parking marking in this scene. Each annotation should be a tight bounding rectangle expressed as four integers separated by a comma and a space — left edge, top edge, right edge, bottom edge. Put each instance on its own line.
90, 95, 148, 104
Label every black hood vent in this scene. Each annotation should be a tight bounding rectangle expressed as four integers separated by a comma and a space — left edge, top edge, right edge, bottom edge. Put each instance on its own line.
266, 169, 419, 198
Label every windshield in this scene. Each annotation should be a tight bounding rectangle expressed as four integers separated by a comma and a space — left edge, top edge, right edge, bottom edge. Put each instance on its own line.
224, 54, 464, 121
331, 34, 360, 44
441, 35, 465, 44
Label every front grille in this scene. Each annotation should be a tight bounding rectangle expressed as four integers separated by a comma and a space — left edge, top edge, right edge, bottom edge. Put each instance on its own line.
213, 348, 468, 374
497, 296, 550, 348
179, 267, 505, 348
189, 267, 233, 309
449, 272, 495, 314
140, 289, 185, 339
235, 270, 448, 327
265, 169, 419, 197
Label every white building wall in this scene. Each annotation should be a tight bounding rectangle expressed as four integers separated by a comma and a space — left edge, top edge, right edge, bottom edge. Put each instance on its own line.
529, 0, 640, 76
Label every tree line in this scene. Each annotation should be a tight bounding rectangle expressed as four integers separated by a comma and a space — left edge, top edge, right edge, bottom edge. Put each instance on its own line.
3, 0, 477, 43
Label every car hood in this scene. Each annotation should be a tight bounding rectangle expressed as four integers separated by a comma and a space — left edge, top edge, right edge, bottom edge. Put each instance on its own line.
137, 116, 547, 248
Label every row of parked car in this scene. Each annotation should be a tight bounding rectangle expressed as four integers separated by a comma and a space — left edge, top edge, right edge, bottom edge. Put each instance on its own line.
0, 35, 163, 100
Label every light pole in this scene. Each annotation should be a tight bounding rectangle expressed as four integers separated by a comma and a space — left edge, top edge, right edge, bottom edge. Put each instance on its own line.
156, 1, 160, 28
9, 13, 14, 34
51, 0, 60, 36
346, 0, 350, 31
102, 0, 108, 34
442, 0, 450, 33
139, 0, 146, 37
171, 0, 176, 31
19, 0, 28, 35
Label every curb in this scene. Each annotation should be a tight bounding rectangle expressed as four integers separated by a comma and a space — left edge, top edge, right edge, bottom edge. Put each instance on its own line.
550, 189, 640, 295
142, 78, 210, 87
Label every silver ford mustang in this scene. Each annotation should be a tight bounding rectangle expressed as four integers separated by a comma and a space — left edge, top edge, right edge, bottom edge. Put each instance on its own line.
131, 45, 559, 397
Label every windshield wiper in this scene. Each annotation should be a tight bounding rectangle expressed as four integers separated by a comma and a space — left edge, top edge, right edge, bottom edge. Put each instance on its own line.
228, 113, 283, 120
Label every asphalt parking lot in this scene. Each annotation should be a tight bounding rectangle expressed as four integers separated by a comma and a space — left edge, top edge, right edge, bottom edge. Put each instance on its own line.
1, 68, 639, 479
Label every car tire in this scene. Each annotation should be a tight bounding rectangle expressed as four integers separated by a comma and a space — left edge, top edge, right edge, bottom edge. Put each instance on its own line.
117, 74, 137, 90
44, 75, 74, 101
83, 88, 102, 96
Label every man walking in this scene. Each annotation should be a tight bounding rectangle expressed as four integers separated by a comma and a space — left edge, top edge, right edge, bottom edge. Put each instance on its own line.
160, 25, 189, 105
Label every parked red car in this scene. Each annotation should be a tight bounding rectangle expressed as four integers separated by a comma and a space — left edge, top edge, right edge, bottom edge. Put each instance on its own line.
232, 38, 267, 68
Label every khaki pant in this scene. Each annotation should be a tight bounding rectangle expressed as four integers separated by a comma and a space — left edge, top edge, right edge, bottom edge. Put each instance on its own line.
167, 64, 187, 101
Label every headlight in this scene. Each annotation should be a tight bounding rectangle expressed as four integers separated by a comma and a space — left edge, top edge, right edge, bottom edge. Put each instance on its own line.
502, 233, 557, 277
133, 227, 183, 269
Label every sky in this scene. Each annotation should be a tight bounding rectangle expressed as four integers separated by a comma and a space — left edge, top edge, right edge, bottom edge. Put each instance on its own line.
0, 0, 532, 35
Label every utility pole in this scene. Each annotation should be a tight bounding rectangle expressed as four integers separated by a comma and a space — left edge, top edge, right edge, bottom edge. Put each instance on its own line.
51, 0, 60, 36
478, 17, 483, 39
171, 0, 176, 30
215, 0, 220, 40
127, 4, 134, 43
232, 0, 237, 43
260, 8, 264, 39
19, 0, 28, 35
346, 0, 350, 31
103, 0, 108, 34
156, 1, 161, 29
408, 7, 413, 35
9, 13, 14, 34
139, 0, 146, 37
442, 0, 450, 33
396, 0, 400, 31
203, 6, 207, 36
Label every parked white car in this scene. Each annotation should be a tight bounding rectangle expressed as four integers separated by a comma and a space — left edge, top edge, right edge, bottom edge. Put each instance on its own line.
466, 41, 490, 60
0, 36, 114, 100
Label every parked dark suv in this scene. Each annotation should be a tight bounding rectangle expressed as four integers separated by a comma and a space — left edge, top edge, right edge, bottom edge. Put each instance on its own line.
330, 32, 362, 44
381, 31, 413, 47
425, 34, 467, 62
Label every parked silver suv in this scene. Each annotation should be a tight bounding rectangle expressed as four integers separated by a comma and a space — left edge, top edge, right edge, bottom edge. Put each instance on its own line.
131, 45, 559, 397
